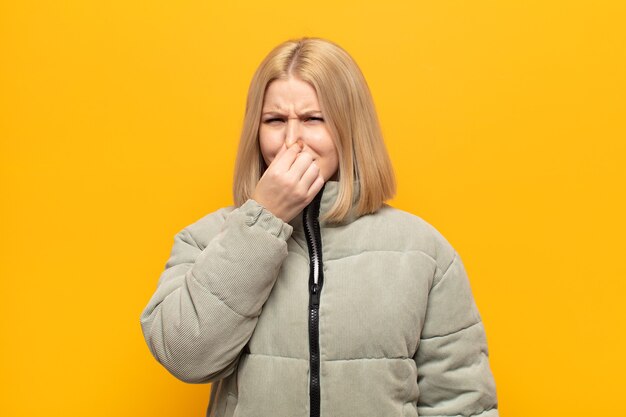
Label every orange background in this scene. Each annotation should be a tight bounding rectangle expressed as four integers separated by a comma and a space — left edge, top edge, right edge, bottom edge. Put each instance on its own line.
1, 1, 625, 416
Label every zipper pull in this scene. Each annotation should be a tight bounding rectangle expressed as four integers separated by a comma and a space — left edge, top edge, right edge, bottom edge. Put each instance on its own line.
310, 283, 320, 307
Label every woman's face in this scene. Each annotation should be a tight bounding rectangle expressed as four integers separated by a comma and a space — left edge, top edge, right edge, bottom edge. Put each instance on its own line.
259, 76, 339, 182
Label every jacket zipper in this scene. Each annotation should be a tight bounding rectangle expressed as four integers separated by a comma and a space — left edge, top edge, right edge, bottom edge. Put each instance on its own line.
303, 184, 325, 417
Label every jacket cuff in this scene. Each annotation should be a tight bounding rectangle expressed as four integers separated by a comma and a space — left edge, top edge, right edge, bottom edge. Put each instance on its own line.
240, 198, 293, 241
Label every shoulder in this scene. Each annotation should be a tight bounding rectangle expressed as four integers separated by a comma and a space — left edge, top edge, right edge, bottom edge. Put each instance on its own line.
176, 204, 238, 249
367, 203, 458, 278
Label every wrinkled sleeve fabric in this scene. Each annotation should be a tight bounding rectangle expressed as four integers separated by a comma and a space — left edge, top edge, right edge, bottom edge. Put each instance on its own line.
413, 248, 499, 416
139, 198, 293, 384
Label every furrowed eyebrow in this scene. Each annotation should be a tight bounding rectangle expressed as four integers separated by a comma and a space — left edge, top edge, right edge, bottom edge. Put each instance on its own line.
262, 110, 322, 117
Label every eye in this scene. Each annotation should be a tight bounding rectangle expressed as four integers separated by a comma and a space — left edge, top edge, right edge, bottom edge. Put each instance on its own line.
263, 116, 324, 124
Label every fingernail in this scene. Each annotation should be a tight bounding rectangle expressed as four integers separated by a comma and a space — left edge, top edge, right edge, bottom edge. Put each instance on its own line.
296, 139, 304, 149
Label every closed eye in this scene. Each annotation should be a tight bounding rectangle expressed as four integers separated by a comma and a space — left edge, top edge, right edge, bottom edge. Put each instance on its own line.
263, 117, 324, 124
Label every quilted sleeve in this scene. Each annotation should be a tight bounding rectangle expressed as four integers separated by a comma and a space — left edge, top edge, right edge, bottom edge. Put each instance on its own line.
139, 198, 293, 384
413, 249, 499, 416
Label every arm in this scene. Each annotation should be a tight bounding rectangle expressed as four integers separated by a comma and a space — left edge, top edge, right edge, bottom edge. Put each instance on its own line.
139, 198, 293, 384
413, 248, 499, 416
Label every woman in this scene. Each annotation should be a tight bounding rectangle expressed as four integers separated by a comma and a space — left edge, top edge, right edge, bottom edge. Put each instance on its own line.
140, 37, 499, 417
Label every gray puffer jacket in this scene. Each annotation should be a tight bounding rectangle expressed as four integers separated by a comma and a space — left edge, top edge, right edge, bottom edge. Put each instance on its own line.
140, 179, 499, 417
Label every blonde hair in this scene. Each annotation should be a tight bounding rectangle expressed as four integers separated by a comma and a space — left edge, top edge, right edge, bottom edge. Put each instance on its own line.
232, 36, 396, 224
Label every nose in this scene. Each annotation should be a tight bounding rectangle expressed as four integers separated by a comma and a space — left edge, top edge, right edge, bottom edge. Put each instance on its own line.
284, 117, 303, 148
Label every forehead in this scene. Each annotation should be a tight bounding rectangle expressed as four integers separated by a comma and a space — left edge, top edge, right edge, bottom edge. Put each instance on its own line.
262, 78, 320, 110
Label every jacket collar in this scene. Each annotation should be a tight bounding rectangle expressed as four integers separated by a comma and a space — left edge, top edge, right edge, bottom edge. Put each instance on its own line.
288, 179, 361, 232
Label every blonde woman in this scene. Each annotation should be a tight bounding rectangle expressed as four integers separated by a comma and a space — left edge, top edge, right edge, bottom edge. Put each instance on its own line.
140, 37, 499, 417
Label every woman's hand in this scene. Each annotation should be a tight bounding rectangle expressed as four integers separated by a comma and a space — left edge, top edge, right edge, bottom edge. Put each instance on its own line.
252, 139, 325, 223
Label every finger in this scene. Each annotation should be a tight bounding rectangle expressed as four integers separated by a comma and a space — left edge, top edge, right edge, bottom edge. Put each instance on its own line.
300, 160, 322, 190
306, 174, 325, 201
273, 140, 304, 172
272, 139, 301, 162
289, 150, 316, 181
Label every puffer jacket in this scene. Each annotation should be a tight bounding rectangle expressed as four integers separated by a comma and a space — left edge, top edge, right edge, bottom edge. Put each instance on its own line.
139, 179, 499, 417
